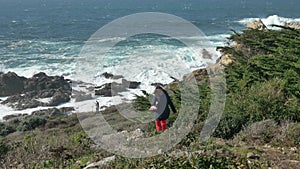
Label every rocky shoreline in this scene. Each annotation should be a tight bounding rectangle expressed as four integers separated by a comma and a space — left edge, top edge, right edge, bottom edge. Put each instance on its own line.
0, 21, 299, 168
0, 72, 71, 110
0, 71, 144, 121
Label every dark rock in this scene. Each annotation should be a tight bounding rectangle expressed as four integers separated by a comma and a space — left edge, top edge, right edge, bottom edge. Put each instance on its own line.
74, 93, 93, 102
32, 107, 69, 117
141, 90, 149, 96
48, 90, 70, 106
102, 72, 114, 79
0, 72, 26, 96
2, 113, 28, 121
59, 107, 75, 114
95, 83, 113, 97
112, 75, 123, 79
246, 152, 260, 159
151, 83, 165, 87
2, 92, 44, 110
25, 72, 71, 92
38, 89, 56, 98
202, 49, 213, 59
1, 72, 72, 110
95, 82, 127, 97
102, 72, 123, 79
18, 99, 42, 110
100, 105, 108, 109
122, 79, 141, 89
95, 78, 141, 97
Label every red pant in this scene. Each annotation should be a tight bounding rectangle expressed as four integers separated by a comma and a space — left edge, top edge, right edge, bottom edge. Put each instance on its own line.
155, 120, 167, 131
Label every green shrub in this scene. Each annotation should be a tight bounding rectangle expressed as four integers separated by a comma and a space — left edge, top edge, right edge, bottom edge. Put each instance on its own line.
132, 94, 150, 111
72, 131, 93, 150
0, 138, 10, 159
110, 151, 255, 169
0, 122, 15, 136
17, 116, 47, 131
272, 122, 300, 147
213, 113, 247, 139
234, 119, 279, 144
214, 78, 299, 139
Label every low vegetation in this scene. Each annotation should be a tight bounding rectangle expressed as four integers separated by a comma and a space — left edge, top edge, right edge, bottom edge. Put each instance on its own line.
0, 26, 299, 168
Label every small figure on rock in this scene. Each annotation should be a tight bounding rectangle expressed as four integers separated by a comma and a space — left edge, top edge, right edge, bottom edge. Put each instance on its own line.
96, 100, 100, 113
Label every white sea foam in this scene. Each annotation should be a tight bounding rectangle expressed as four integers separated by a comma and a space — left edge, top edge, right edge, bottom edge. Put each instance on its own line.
0, 33, 225, 119
207, 34, 230, 41
0, 64, 6, 72
9, 63, 75, 79
237, 15, 300, 29
36, 97, 52, 104
0, 104, 51, 121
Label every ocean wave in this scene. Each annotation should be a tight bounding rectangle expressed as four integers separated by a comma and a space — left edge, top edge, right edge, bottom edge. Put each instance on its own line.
85, 33, 229, 48
237, 15, 300, 29
1, 33, 226, 83
1, 39, 82, 77
0, 64, 6, 72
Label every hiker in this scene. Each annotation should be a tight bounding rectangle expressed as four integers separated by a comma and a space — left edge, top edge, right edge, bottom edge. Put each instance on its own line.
149, 86, 177, 132
95, 100, 100, 113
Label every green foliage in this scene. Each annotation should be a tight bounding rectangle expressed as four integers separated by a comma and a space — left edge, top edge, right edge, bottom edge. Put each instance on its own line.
223, 28, 300, 97
215, 78, 299, 139
288, 123, 300, 146
72, 131, 91, 148
197, 82, 212, 122
272, 122, 300, 147
214, 27, 300, 139
178, 132, 198, 147
17, 116, 47, 131
235, 120, 279, 144
0, 138, 10, 159
110, 151, 253, 169
133, 94, 151, 111
1, 27, 300, 168
213, 113, 246, 139
0, 123, 15, 136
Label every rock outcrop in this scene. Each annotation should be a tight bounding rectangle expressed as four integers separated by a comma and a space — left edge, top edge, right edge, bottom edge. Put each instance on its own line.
31, 107, 74, 117
0, 72, 71, 110
101, 72, 123, 79
95, 78, 141, 97
285, 21, 300, 29
247, 19, 267, 30
2, 113, 28, 121
0, 72, 26, 96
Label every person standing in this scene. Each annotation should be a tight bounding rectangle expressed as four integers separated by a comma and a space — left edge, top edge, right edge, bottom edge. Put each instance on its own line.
96, 100, 100, 113
149, 86, 177, 132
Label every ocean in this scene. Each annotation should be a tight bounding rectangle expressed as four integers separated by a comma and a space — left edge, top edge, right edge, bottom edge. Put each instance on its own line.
1, 0, 300, 117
